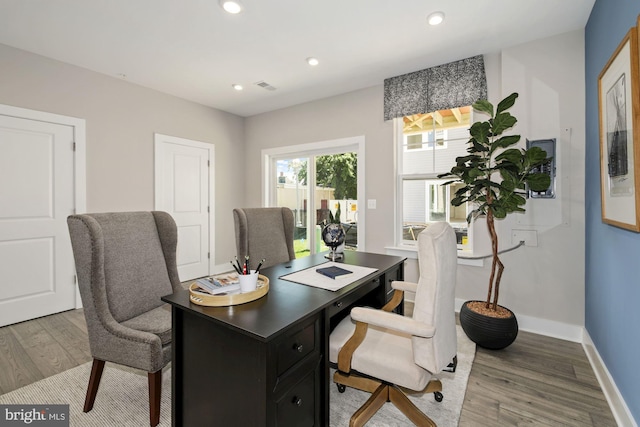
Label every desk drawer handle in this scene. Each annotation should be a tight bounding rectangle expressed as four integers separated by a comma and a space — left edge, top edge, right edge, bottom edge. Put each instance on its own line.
292, 396, 303, 407
293, 343, 304, 353
335, 301, 343, 308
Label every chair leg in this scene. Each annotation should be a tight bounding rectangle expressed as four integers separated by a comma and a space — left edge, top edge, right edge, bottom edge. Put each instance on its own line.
84, 359, 105, 412
389, 385, 436, 427
148, 370, 162, 427
349, 383, 389, 427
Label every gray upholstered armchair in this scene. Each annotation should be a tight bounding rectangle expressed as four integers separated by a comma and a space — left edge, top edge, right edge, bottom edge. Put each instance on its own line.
233, 207, 295, 270
67, 211, 182, 427
329, 222, 458, 427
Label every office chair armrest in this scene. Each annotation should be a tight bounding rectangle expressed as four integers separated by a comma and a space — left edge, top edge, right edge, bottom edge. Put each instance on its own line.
391, 280, 418, 293
337, 307, 435, 372
351, 307, 435, 338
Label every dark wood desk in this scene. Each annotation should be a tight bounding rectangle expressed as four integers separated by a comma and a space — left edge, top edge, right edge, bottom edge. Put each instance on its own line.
162, 251, 405, 426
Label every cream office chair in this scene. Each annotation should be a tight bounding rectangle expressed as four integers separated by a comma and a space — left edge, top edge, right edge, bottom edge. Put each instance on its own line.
233, 207, 295, 270
329, 222, 458, 427
67, 211, 182, 427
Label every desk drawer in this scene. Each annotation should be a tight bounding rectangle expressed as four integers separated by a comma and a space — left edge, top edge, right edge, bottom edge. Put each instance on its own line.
276, 321, 316, 376
327, 277, 380, 318
276, 369, 317, 427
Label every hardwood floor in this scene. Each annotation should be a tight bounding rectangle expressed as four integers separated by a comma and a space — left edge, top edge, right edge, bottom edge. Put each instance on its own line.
458, 331, 617, 426
0, 309, 91, 395
0, 309, 617, 426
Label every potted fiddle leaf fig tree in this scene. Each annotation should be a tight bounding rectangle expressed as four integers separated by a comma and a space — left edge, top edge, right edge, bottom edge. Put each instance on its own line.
438, 92, 551, 349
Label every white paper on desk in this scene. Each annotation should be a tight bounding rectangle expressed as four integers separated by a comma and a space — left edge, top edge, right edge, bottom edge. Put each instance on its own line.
279, 261, 378, 291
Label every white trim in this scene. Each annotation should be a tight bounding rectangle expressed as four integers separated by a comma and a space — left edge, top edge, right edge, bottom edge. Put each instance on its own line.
453, 298, 583, 342
154, 133, 215, 275
262, 136, 366, 251
0, 103, 87, 309
583, 329, 638, 427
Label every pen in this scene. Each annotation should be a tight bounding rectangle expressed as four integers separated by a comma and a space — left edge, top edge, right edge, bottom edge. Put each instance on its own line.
230, 261, 242, 275
255, 258, 265, 274
244, 256, 250, 274
235, 256, 243, 274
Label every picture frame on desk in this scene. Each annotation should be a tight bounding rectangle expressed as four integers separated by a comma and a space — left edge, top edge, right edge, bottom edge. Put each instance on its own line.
597, 25, 640, 232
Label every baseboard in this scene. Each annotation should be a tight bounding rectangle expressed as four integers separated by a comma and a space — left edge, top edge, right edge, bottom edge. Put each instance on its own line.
582, 329, 638, 427
454, 298, 583, 342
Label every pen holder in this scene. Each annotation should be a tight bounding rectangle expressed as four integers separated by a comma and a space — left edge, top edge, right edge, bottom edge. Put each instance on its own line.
238, 270, 259, 293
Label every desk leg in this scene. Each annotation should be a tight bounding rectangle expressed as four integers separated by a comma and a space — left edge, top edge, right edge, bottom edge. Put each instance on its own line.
171, 307, 184, 427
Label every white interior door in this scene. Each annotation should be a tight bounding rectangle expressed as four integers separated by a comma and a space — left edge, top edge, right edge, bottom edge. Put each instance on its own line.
0, 113, 78, 326
154, 134, 213, 281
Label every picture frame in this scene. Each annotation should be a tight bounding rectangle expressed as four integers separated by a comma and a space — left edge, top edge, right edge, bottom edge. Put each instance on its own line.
598, 26, 640, 232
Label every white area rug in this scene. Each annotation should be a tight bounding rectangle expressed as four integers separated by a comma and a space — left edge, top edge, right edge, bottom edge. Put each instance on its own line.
0, 327, 474, 426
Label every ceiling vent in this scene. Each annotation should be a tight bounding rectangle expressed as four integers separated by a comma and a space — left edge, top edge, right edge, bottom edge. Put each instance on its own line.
255, 81, 277, 91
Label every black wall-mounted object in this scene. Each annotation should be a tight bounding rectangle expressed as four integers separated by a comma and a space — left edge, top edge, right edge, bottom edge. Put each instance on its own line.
527, 138, 556, 199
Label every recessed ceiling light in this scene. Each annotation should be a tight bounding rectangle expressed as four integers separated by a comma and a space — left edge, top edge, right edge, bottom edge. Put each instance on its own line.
427, 11, 445, 26
306, 57, 319, 66
220, 0, 243, 14
232, 84, 243, 91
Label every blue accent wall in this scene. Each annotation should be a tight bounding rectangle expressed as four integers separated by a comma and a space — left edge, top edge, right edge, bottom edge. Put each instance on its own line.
586, 0, 640, 422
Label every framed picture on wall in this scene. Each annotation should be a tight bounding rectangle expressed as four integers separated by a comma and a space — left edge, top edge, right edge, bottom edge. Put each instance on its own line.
598, 26, 640, 232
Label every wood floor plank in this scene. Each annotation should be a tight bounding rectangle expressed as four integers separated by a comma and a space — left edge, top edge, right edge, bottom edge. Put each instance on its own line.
37, 311, 91, 365
0, 327, 44, 394
60, 309, 88, 333
9, 318, 79, 380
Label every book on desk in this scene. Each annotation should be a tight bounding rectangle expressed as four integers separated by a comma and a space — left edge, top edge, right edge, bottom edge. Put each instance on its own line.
316, 265, 353, 279
194, 275, 240, 295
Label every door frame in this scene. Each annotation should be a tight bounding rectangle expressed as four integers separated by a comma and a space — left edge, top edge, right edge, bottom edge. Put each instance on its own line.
154, 133, 215, 276
261, 135, 366, 252
0, 103, 86, 309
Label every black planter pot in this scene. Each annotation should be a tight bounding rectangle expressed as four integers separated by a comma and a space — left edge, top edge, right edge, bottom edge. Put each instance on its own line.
459, 300, 518, 350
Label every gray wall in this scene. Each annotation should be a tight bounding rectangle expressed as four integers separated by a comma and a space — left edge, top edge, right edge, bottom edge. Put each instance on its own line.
244, 30, 586, 339
0, 43, 245, 266
244, 86, 395, 253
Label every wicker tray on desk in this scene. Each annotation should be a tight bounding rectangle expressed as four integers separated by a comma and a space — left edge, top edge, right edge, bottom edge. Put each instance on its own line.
188, 275, 269, 306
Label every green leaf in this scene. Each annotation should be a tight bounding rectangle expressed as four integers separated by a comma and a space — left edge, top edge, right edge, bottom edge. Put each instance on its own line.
473, 99, 493, 116
495, 148, 524, 165
451, 196, 466, 206
491, 112, 517, 135
512, 194, 527, 206
499, 170, 517, 191
524, 146, 550, 166
491, 134, 521, 150
469, 121, 491, 145
492, 206, 508, 219
526, 173, 552, 191
496, 93, 518, 115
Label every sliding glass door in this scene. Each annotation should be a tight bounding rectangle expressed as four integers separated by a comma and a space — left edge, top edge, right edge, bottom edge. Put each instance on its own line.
263, 137, 365, 258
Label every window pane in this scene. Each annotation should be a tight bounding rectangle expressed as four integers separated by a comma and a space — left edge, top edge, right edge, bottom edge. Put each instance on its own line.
428, 183, 447, 221
401, 107, 471, 174
276, 158, 310, 258
402, 178, 467, 244
315, 153, 358, 252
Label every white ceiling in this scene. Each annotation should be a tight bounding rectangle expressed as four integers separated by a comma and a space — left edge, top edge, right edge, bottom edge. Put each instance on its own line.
0, 0, 594, 117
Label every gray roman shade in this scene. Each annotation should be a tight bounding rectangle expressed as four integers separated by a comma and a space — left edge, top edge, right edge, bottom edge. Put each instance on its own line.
383, 55, 487, 121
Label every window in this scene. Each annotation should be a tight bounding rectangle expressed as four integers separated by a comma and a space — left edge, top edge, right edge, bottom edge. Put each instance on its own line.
396, 107, 472, 248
